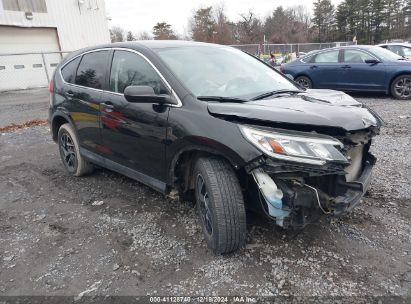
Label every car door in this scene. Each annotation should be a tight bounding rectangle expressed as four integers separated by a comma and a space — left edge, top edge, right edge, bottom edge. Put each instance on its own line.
307, 49, 342, 89
100, 50, 171, 190
61, 50, 110, 155
339, 49, 386, 91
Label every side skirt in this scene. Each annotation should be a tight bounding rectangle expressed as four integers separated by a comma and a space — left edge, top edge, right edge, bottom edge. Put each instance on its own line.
80, 148, 167, 194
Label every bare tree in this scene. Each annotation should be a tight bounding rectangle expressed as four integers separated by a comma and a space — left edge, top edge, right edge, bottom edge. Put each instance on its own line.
110, 26, 125, 43
237, 11, 263, 44
136, 31, 153, 40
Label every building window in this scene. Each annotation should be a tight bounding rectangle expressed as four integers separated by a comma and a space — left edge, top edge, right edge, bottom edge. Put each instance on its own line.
50, 63, 58, 67
2, 0, 47, 13
14, 65, 25, 69
0, 66, 5, 71
33, 64, 42, 68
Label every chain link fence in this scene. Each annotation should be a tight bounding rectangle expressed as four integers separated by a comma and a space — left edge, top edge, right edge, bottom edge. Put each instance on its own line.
0, 51, 72, 92
231, 42, 354, 59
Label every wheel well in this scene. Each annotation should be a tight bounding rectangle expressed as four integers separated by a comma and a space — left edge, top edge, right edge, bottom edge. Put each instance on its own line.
51, 116, 68, 142
389, 73, 411, 94
172, 150, 243, 200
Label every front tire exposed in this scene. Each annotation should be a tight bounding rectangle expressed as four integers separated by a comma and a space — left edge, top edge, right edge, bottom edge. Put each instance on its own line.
193, 157, 247, 254
58, 123, 94, 177
391, 75, 411, 100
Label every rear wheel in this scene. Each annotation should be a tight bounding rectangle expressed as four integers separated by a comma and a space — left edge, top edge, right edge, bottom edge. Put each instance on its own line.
391, 75, 411, 100
58, 123, 94, 176
295, 76, 313, 89
193, 157, 247, 254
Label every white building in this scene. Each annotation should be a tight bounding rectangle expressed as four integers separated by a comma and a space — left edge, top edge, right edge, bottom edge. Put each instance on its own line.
0, 0, 111, 91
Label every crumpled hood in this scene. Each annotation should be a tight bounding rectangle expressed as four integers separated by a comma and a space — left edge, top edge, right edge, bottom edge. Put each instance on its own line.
208, 90, 381, 131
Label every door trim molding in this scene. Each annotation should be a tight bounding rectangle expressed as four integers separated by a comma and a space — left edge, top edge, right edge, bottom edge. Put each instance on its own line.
80, 147, 167, 194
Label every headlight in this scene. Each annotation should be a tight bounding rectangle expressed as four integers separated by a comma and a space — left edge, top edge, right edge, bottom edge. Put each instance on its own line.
240, 126, 347, 165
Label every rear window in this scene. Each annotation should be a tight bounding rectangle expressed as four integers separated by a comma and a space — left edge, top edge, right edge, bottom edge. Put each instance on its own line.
75, 51, 110, 89
313, 50, 339, 63
61, 57, 80, 84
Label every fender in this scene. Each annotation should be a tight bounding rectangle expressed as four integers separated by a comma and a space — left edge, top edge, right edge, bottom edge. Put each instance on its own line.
50, 108, 77, 142
166, 138, 260, 186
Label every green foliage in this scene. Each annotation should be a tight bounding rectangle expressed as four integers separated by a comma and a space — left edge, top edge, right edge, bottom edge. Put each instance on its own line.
153, 22, 177, 40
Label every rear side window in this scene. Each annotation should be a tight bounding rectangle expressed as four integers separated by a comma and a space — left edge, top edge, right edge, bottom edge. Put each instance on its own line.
109, 50, 168, 94
75, 51, 110, 89
61, 57, 80, 84
313, 50, 339, 63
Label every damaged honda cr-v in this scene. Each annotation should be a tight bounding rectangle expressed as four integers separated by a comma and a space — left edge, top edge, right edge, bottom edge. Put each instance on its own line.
49, 41, 383, 254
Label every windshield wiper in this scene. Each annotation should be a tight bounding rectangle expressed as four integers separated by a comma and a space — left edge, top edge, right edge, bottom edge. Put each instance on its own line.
197, 96, 248, 103
250, 89, 304, 101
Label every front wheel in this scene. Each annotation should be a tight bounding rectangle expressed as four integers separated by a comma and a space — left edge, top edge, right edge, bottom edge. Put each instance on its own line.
295, 76, 313, 89
193, 157, 247, 254
391, 75, 411, 100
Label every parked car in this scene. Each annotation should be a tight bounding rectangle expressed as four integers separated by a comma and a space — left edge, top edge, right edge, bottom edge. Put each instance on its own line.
378, 42, 411, 60
281, 45, 411, 99
49, 41, 382, 254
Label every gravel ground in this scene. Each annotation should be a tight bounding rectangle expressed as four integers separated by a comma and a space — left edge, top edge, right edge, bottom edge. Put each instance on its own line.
0, 92, 410, 299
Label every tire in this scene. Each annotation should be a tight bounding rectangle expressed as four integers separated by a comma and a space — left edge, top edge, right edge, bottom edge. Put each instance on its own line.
295, 76, 313, 89
193, 157, 247, 254
57, 123, 94, 176
390, 75, 411, 100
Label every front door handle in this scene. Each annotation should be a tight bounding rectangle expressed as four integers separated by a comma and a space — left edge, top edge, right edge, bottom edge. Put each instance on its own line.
102, 101, 114, 112
341, 65, 351, 69
310, 65, 318, 69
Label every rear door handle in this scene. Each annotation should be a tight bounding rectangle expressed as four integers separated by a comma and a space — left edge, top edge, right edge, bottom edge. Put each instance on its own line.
310, 65, 318, 69
66, 91, 74, 98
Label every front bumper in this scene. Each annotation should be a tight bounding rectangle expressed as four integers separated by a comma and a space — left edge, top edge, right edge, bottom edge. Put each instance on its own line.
251, 153, 376, 228
332, 153, 375, 216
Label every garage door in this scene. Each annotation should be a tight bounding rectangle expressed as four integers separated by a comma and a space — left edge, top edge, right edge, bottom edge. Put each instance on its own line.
0, 26, 62, 91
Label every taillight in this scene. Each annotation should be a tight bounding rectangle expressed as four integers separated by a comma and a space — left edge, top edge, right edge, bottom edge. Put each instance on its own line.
49, 80, 53, 93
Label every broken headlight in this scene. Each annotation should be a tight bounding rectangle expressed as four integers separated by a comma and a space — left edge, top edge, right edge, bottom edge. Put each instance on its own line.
240, 126, 347, 165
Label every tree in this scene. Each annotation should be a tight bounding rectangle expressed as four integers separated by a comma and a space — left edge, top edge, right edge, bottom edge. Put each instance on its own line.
126, 31, 136, 41
136, 31, 152, 40
236, 10, 263, 44
152, 22, 177, 40
110, 26, 125, 43
312, 0, 335, 42
213, 5, 236, 44
190, 7, 217, 42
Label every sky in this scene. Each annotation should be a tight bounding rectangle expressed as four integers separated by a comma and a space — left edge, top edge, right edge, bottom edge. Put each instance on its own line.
105, 0, 343, 37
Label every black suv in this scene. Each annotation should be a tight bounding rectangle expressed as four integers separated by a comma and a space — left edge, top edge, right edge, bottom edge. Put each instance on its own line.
49, 41, 383, 254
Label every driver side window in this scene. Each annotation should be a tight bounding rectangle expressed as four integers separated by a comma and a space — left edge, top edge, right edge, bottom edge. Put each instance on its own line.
109, 50, 168, 94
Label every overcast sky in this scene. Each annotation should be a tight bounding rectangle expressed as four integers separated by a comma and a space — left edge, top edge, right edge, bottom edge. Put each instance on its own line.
105, 0, 343, 37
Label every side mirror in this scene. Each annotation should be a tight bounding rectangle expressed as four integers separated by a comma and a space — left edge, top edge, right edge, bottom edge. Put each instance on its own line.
365, 59, 381, 64
124, 85, 175, 105
285, 74, 294, 80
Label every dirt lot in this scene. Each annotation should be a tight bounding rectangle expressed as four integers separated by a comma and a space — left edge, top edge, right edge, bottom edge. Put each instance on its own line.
0, 90, 410, 299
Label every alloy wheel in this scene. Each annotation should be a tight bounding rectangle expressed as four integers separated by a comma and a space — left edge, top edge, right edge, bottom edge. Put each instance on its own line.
297, 77, 311, 89
394, 76, 411, 98
60, 132, 77, 172
196, 174, 213, 236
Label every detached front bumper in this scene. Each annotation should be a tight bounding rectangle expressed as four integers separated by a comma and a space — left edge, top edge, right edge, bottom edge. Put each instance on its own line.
250, 153, 376, 228
333, 153, 375, 216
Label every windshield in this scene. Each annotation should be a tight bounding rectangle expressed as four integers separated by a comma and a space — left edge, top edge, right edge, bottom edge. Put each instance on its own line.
156, 46, 298, 99
370, 46, 403, 61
